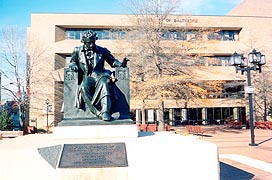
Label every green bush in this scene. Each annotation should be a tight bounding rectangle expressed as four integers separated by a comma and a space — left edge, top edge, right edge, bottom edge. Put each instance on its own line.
0, 110, 14, 130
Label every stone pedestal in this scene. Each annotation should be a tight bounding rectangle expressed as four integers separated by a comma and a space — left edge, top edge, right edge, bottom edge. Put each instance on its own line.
60, 167, 128, 180
54, 119, 138, 139
0, 132, 220, 180
38, 142, 129, 180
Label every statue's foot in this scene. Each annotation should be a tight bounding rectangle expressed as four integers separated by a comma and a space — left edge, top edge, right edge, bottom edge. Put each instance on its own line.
101, 112, 113, 121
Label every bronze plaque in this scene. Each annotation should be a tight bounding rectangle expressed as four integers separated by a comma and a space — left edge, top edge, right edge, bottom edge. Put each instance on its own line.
58, 143, 128, 168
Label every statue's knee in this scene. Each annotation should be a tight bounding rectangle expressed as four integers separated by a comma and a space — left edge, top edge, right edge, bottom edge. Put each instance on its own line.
106, 78, 111, 83
101, 76, 111, 84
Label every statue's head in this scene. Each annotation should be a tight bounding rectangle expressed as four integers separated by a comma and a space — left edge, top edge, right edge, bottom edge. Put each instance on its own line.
81, 31, 97, 50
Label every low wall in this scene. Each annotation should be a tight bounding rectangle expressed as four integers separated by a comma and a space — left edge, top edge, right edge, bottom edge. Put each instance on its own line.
0, 131, 24, 138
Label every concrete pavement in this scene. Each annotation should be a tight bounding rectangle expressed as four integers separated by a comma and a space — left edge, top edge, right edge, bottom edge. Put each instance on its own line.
174, 126, 272, 180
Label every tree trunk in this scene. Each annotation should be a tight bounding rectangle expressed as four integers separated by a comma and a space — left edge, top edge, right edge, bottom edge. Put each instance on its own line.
18, 105, 24, 128
157, 100, 165, 131
264, 94, 267, 121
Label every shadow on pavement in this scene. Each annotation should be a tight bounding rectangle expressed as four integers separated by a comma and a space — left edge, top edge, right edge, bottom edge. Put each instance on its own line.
220, 161, 254, 180
257, 137, 272, 145
138, 132, 156, 137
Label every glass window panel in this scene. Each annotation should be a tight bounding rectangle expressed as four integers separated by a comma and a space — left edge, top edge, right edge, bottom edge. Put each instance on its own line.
102, 31, 110, 39
173, 108, 182, 120
96, 31, 103, 39
208, 30, 239, 41
65, 31, 76, 39
75, 31, 81, 39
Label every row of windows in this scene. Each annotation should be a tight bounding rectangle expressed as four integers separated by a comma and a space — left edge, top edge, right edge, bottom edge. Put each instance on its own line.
168, 107, 245, 122
207, 30, 237, 41
162, 30, 238, 41
177, 56, 233, 67
66, 29, 126, 40
133, 106, 246, 125
206, 91, 244, 99
65, 56, 233, 67
65, 28, 239, 41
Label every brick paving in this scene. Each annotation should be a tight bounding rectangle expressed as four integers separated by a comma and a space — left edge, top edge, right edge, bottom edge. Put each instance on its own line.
174, 126, 272, 180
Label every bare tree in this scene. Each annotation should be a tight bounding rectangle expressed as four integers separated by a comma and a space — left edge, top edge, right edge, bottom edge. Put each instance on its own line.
0, 26, 52, 130
26, 32, 52, 101
0, 26, 27, 129
125, 0, 181, 78
26, 29, 59, 130
122, 0, 216, 130
252, 69, 272, 121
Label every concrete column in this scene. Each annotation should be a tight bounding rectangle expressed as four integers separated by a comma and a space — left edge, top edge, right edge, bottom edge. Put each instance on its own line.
169, 109, 174, 125
141, 109, 145, 124
233, 107, 239, 120
147, 109, 155, 122
135, 109, 141, 124
181, 109, 187, 120
156, 109, 159, 122
202, 108, 207, 125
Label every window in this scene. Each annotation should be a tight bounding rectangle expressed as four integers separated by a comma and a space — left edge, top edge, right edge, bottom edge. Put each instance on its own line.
223, 82, 245, 99
163, 30, 187, 40
206, 56, 232, 66
207, 30, 239, 41
65, 28, 126, 40
65, 31, 76, 39
162, 30, 202, 41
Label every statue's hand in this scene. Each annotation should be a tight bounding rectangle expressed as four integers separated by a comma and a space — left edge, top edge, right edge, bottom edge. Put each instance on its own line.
121, 57, 129, 67
69, 63, 78, 72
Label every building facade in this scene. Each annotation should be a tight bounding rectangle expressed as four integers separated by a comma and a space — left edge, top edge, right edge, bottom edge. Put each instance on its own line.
27, 0, 272, 129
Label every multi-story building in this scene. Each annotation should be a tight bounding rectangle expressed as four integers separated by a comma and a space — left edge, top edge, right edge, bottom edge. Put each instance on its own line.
27, 0, 272, 129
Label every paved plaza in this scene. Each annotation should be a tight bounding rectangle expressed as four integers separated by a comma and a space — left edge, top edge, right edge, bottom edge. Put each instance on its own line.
174, 126, 272, 180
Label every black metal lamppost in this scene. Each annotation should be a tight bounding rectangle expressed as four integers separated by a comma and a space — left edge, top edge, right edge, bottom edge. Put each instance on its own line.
45, 98, 49, 133
231, 49, 266, 146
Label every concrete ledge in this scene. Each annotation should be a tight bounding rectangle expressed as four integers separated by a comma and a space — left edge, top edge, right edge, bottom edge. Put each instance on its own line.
127, 132, 219, 180
53, 124, 138, 139
0, 131, 23, 138
220, 154, 272, 173
59, 167, 128, 180
57, 119, 135, 126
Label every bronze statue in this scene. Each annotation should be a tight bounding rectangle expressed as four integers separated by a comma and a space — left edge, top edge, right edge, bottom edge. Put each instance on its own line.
69, 31, 128, 121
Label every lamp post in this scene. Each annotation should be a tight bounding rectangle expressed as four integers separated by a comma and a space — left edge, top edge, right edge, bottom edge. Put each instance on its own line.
230, 49, 266, 146
45, 98, 49, 133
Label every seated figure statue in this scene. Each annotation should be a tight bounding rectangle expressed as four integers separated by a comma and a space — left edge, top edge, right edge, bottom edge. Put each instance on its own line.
67, 30, 129, 121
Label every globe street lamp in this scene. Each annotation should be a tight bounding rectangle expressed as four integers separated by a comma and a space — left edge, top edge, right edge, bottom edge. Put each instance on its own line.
230, 49, 266, 146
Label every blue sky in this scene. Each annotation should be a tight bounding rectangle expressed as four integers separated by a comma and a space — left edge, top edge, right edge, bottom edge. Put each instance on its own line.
0, 0, 242, 28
